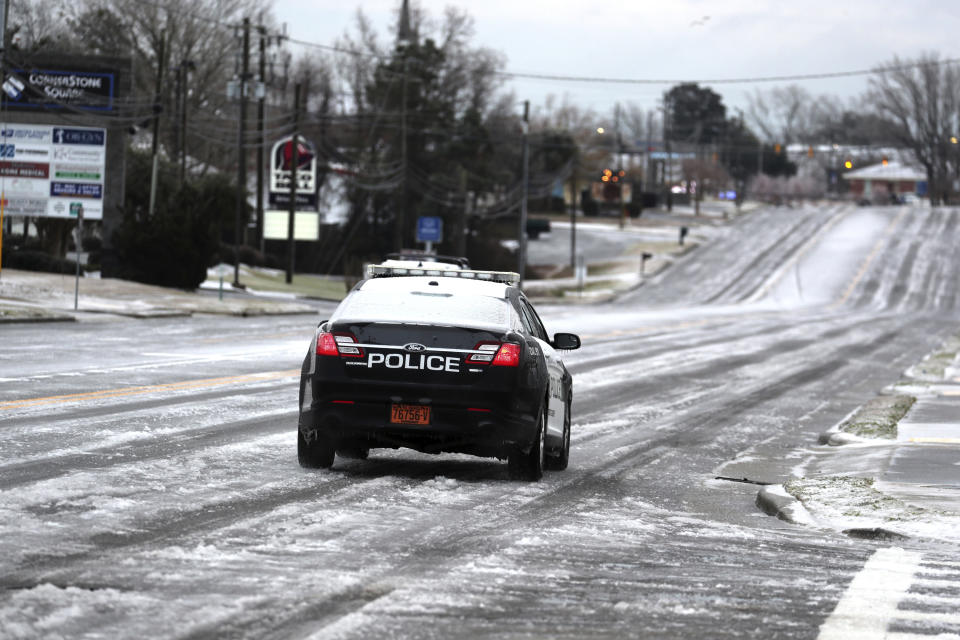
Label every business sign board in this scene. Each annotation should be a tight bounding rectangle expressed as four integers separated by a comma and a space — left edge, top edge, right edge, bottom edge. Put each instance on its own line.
268, 135, 318, 210
2, 68, 116, 111
263, 210, 320, 241
0, 124, 107, 219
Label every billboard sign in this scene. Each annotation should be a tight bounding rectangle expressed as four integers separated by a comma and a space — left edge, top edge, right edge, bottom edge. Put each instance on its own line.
268, 135, 318, 210
0, 124, 107, 219
1, 69, 116, 111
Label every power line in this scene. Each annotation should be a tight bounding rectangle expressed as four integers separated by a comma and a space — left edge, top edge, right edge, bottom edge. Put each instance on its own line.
498, 57, 960, 86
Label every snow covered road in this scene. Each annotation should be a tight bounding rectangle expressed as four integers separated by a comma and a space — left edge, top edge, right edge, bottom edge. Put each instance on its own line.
3, 204, 960, 638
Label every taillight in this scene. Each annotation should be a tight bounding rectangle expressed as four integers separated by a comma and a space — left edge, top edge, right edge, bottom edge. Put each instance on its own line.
467, 341, 521, 367
466, 342, 500, 364
491, 343, 521, 367
317, 332, 338, 356
333, 334, 364, 357
316, 332, 364, 358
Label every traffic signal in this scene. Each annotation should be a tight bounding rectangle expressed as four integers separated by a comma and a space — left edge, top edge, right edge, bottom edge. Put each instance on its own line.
601, 168, 612, 183
882, 156, 889, 166
844, 159, 853, 169
774, 143, 782, 154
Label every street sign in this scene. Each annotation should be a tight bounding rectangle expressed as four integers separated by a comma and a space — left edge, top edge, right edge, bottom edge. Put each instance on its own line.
416, 216, 443, 243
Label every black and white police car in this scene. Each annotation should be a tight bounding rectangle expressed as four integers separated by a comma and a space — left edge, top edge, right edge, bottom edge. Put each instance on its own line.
297, 264, 580, 480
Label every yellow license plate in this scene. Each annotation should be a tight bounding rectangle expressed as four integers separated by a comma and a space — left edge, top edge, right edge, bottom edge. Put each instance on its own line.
390, 404, 431, 425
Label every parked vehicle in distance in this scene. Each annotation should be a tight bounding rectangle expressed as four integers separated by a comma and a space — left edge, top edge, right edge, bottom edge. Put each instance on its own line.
526, 218, 551, 239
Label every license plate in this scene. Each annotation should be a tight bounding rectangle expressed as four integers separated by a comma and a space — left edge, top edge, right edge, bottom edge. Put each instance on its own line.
390, 404, 431, 425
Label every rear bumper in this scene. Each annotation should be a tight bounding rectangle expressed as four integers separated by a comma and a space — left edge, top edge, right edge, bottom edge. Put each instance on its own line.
300, 378, 541, 458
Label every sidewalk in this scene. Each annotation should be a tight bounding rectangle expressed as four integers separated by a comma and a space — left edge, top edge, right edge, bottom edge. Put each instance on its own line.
757, 335, 960, 543
0, 268, 317, 322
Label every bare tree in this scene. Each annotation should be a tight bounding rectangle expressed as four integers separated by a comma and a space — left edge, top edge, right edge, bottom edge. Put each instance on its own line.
6, 0, 75, 51
868, 53, 960, 204
747, 84, 819, 144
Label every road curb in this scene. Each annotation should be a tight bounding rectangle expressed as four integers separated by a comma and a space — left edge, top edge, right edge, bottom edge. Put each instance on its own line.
756, 484, 815, 525
0, 305, 77, 324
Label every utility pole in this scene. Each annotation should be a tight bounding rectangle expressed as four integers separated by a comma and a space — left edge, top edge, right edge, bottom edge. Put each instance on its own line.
177, 60, 193, 186
233, 17, 250, 288
285, 83, 301, 285
518, 100, 530, 285
148, 30, 165, 217
256, 24, 267, 254
695, 122, 703, 217
0, 0, 8, 282
570, 161, 577, 271
663, 91, 673, 212
395, 52, 409, 252
616, 103, 626, 230
457, 166, 467, 257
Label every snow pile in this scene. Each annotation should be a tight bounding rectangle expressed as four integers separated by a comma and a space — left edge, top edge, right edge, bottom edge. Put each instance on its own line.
784, 475, 960, 543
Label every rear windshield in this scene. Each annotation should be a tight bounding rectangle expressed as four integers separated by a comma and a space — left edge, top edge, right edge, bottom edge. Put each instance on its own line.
331, 286, 512, 331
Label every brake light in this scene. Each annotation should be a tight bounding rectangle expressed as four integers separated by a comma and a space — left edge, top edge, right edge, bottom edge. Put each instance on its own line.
316, 332, 364, 358
317, 332, 338, 356
468, 341, 521, 367
492, 343, 521, 367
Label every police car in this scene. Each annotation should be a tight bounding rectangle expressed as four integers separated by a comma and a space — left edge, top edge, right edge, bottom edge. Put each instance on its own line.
297, 265, 580, 480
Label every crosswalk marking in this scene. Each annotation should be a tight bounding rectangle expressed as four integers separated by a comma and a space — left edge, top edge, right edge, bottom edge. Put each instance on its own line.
820, 549, 960, 640
818, 548, 922, 640
891, 609, 960, 625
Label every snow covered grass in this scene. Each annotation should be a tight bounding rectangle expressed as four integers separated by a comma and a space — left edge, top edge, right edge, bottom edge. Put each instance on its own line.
203, 263, 347, 300
903, 333, 960, 381
783, 475, 960, 543
837, 394, 916, 440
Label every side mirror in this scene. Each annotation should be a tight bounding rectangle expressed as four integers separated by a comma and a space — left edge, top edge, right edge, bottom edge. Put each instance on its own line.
552, 332, 581, 350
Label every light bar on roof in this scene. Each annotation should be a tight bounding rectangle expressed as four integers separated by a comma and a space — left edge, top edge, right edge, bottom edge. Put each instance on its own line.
366, 264, 520, 285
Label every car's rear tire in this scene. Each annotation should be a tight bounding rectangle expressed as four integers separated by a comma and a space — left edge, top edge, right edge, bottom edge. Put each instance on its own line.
298, 429, 335, 469
545, 393, 570, 471
508, 403, 546, 481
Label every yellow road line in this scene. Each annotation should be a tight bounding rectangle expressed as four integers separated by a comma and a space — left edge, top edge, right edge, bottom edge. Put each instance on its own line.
0, 369, 299, 411
908, 437, 960, 444
833, 208, 909, 307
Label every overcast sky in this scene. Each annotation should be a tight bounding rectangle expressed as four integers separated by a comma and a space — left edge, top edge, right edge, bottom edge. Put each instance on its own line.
273, 0, 960, 125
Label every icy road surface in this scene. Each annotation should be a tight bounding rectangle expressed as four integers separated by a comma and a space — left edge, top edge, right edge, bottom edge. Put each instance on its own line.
3, 204, 960, 638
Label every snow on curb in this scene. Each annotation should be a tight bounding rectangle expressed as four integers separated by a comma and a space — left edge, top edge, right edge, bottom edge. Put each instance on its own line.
755, 484, 817, 526
817, 394, 915, 445
779, 475, 960, 544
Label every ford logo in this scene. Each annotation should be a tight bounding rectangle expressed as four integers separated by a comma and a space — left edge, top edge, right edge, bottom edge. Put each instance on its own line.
403, 343, 426, 352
